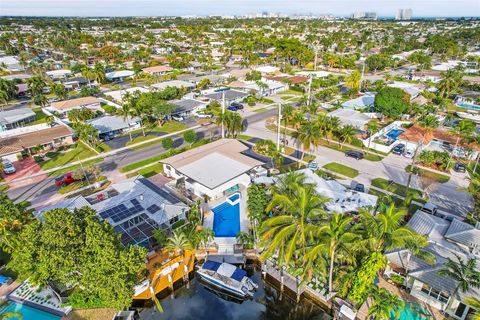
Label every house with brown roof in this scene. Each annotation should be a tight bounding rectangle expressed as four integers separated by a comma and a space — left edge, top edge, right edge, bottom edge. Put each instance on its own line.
398, 125, 479, 160
142, 65, 173, 76
161, 139, 265, 199
0, 125, 74, 161
49, 97, 102, 118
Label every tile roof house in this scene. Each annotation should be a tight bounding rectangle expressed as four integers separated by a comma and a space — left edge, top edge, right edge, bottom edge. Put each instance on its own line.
49, 97, 102, 115
142, 65, 173, 76
385, 210, 480, 320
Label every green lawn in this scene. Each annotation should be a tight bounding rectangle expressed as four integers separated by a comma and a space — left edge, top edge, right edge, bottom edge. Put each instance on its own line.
154, 121, 188, 133
323, 162, 359, 178
253, 108, 268, 113
371, 178, 423, 199
368, 188, 422, 214
126, 163, 164, 178
280, 96, 293, 100
58, 176, 106, 194
96, 142, 112, 153
126, 135, 157, 146
279, 89, 302, 95
38, 142, 97, 171
48, 158, 104, 176
405, 165, 450, 183
30, 108, 48, 125
237, 135, 253, 141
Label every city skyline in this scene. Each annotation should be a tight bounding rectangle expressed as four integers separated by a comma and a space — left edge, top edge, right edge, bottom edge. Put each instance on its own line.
2, 0, 480, 17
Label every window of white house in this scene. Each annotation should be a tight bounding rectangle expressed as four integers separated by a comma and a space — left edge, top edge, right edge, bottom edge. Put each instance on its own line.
420, 284, 449, 303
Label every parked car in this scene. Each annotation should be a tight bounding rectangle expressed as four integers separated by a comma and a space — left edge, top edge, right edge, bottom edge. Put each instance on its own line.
230, 102, 244, 110
453, 162, 466, 173
308, 161, 318, 170
419, 202, 438, 216
345, 150, 364, 160
54, 172, 76, 187
404, 149, 415, 159
227, 105, 238, 111
195, 112, 213, 118
172, 115, 185, 121
392, 144, 405, 155
2, 159, 16, 174
354, 183, 365, 192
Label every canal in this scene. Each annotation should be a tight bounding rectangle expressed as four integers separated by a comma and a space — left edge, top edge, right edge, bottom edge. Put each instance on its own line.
137, 265, 331, 320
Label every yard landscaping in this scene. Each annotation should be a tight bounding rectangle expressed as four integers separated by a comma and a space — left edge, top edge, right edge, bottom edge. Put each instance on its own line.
126, 163, 164, 178
37, 142, 97, 171
279, 89, 303, 95
30, 107, 48, 125
49, 158, 104, 176
126, 135, 157, 146
58, 175, 107, 194
323, 162, 359, 178
371, 177, 424, 200
405, 165, 450, 183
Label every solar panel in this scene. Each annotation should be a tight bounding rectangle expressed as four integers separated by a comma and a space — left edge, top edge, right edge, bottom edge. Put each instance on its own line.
146, 204, 160, 214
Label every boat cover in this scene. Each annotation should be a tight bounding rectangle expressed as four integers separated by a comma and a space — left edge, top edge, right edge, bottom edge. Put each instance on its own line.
203, 260, 221, 271
230, 268, 247, 282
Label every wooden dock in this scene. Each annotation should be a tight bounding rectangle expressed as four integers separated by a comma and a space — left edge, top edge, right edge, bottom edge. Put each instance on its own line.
262, 260, 305, 296
205, 254, 246, 265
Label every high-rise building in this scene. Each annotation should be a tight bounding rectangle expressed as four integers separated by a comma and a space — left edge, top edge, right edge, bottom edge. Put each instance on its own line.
396, 9, 413, 20
352, 11, 377, 20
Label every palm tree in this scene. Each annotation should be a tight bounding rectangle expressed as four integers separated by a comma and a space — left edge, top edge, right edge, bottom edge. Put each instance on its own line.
305, 213, 357, 298
281, 103, 294, 145
406, 115, 439, 190
345, 70, 362, 93
368, 287, 405, 320
26, 75, 46, 96
271, 171, 307, 198
260, 184, 328, 267
93, 63, 106, 84
403, 237, 436, 276
338, 125, 357, 148
33, 94, 48, 108
464, 297, 480, 320
81, 66, 95, 88
367, 122, 379, 150
292, 122, 320, 166
118, 103, 133, 141
437, 255, 480, 309
325, 117, 341, 144
165, 230, 193, 257
438, 68, 463, 97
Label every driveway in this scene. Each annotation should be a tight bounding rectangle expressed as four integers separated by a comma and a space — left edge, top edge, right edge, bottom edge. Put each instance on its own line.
2, 158, 47, 190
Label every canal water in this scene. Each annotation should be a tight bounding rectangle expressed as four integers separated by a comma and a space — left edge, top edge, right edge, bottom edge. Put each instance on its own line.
137, 265, 331, 320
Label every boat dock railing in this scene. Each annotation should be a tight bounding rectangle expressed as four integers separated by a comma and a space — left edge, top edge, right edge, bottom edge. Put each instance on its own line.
203, 253, 247, 265
262, 259, 305, 296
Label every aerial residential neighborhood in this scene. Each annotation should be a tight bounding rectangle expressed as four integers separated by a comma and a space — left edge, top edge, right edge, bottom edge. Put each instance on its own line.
0, 2, 479, 320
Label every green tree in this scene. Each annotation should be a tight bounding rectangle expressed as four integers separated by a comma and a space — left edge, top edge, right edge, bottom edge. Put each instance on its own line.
165, 230, 192, 257
161, 137, 174, 150
292, 122, 320, 166
438, 68, 463, 97
183, 130, 197, 146
0, 193, 34, 253
26, 75, 46, 96
374, 87, 410, 118
368, 287, 405, 320
345, 70, 362, 93
33, 94, 48, 108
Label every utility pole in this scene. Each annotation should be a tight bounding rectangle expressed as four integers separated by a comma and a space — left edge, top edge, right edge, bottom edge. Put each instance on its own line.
277, 103, 281, 151
221, 89, 225, 138
360, 61, 366, 92
78, 156, 91, 187
314, 50, 318, 71
306, 76, 313, 106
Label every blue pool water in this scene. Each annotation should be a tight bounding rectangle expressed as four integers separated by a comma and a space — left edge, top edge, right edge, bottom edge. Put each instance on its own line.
0, 302, 61, 320
386, 128, 405, 140
212, 199, 240, 237
457, 103, 480, 110
391, 305, 428, 320
228, 193, 240, 202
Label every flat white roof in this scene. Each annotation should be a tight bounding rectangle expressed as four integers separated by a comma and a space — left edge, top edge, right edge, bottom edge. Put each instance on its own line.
177, 152, 252, 189
106, 70, 135, 79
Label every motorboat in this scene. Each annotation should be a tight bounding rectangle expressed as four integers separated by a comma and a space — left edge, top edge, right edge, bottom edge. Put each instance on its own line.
197, 260, 258, 299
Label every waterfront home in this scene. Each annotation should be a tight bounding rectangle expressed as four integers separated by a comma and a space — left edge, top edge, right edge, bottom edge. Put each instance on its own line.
48, 96, 102, 118
87, 115, 141, 139
171, 99, 208, 117
409, 70, 442, 83
0, 124, 74, 162
37, 177, 188, 248
161, 139, 265, 200
0, 108, 36, 131
455, 91, 480, 110
385, 210, 480, 320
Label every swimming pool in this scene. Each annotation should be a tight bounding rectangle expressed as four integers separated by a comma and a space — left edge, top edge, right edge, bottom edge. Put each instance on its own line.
456, 103, 480, 110
391, 304, 428, 320
0, 301, 61, 320
386, 128, 405, 140
212, 194, 240, 237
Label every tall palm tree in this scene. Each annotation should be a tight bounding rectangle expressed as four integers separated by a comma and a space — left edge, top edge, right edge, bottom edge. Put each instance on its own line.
292, 122, 320, 166
93, 63, 106, 84
305, 213, 357, 298
118, 103, 133, 141
438, 68, 463, 97
260, 184, 328, 267
406, 115, 439, 190
345, 70, 362, 93
325, 116, 341, 144
438, 255, 480, 309
271, 171, 307, 198
338, 125, 357, 148
367, 287, 405, 320
81, 66, 95, 88
281, 103, 294, 144
403, 237, 436, 275
26, 75, 46, 96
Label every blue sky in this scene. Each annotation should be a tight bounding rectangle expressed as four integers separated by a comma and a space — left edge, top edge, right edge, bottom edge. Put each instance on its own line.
2, 0, 479, 17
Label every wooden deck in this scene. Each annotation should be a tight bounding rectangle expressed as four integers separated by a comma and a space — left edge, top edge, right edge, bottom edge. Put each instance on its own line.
262, 260, 305, 296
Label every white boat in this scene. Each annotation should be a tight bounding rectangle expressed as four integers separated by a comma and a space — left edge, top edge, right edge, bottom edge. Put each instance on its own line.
197, 260, 258, 298
456, 111, 480, 124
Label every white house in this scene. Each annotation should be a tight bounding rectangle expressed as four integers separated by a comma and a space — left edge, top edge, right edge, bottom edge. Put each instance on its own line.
162, 139, 265, 199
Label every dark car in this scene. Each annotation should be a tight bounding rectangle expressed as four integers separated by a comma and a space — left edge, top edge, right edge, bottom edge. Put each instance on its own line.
227, 105, 237, 111
345, 150, 364, 160
54, 172, 76, 187
454, 162, 466, 173
354, 183, 365, 192
230, 102, 244, 110
392, 143, 405, 155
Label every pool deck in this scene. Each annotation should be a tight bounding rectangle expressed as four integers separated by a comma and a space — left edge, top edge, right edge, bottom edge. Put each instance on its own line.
356, 277, 444, 320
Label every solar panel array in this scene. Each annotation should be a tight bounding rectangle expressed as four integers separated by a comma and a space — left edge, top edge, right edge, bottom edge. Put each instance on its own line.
114, 213, 158, 247
99, 199, 144, 224
146, 204, 160, 214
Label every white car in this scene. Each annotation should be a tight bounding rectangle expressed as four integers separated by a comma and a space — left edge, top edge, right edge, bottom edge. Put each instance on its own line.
2, 159, 16, 174
404, 149, 415, 159
195, 113, 213, 119
172, 115, 184, 121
